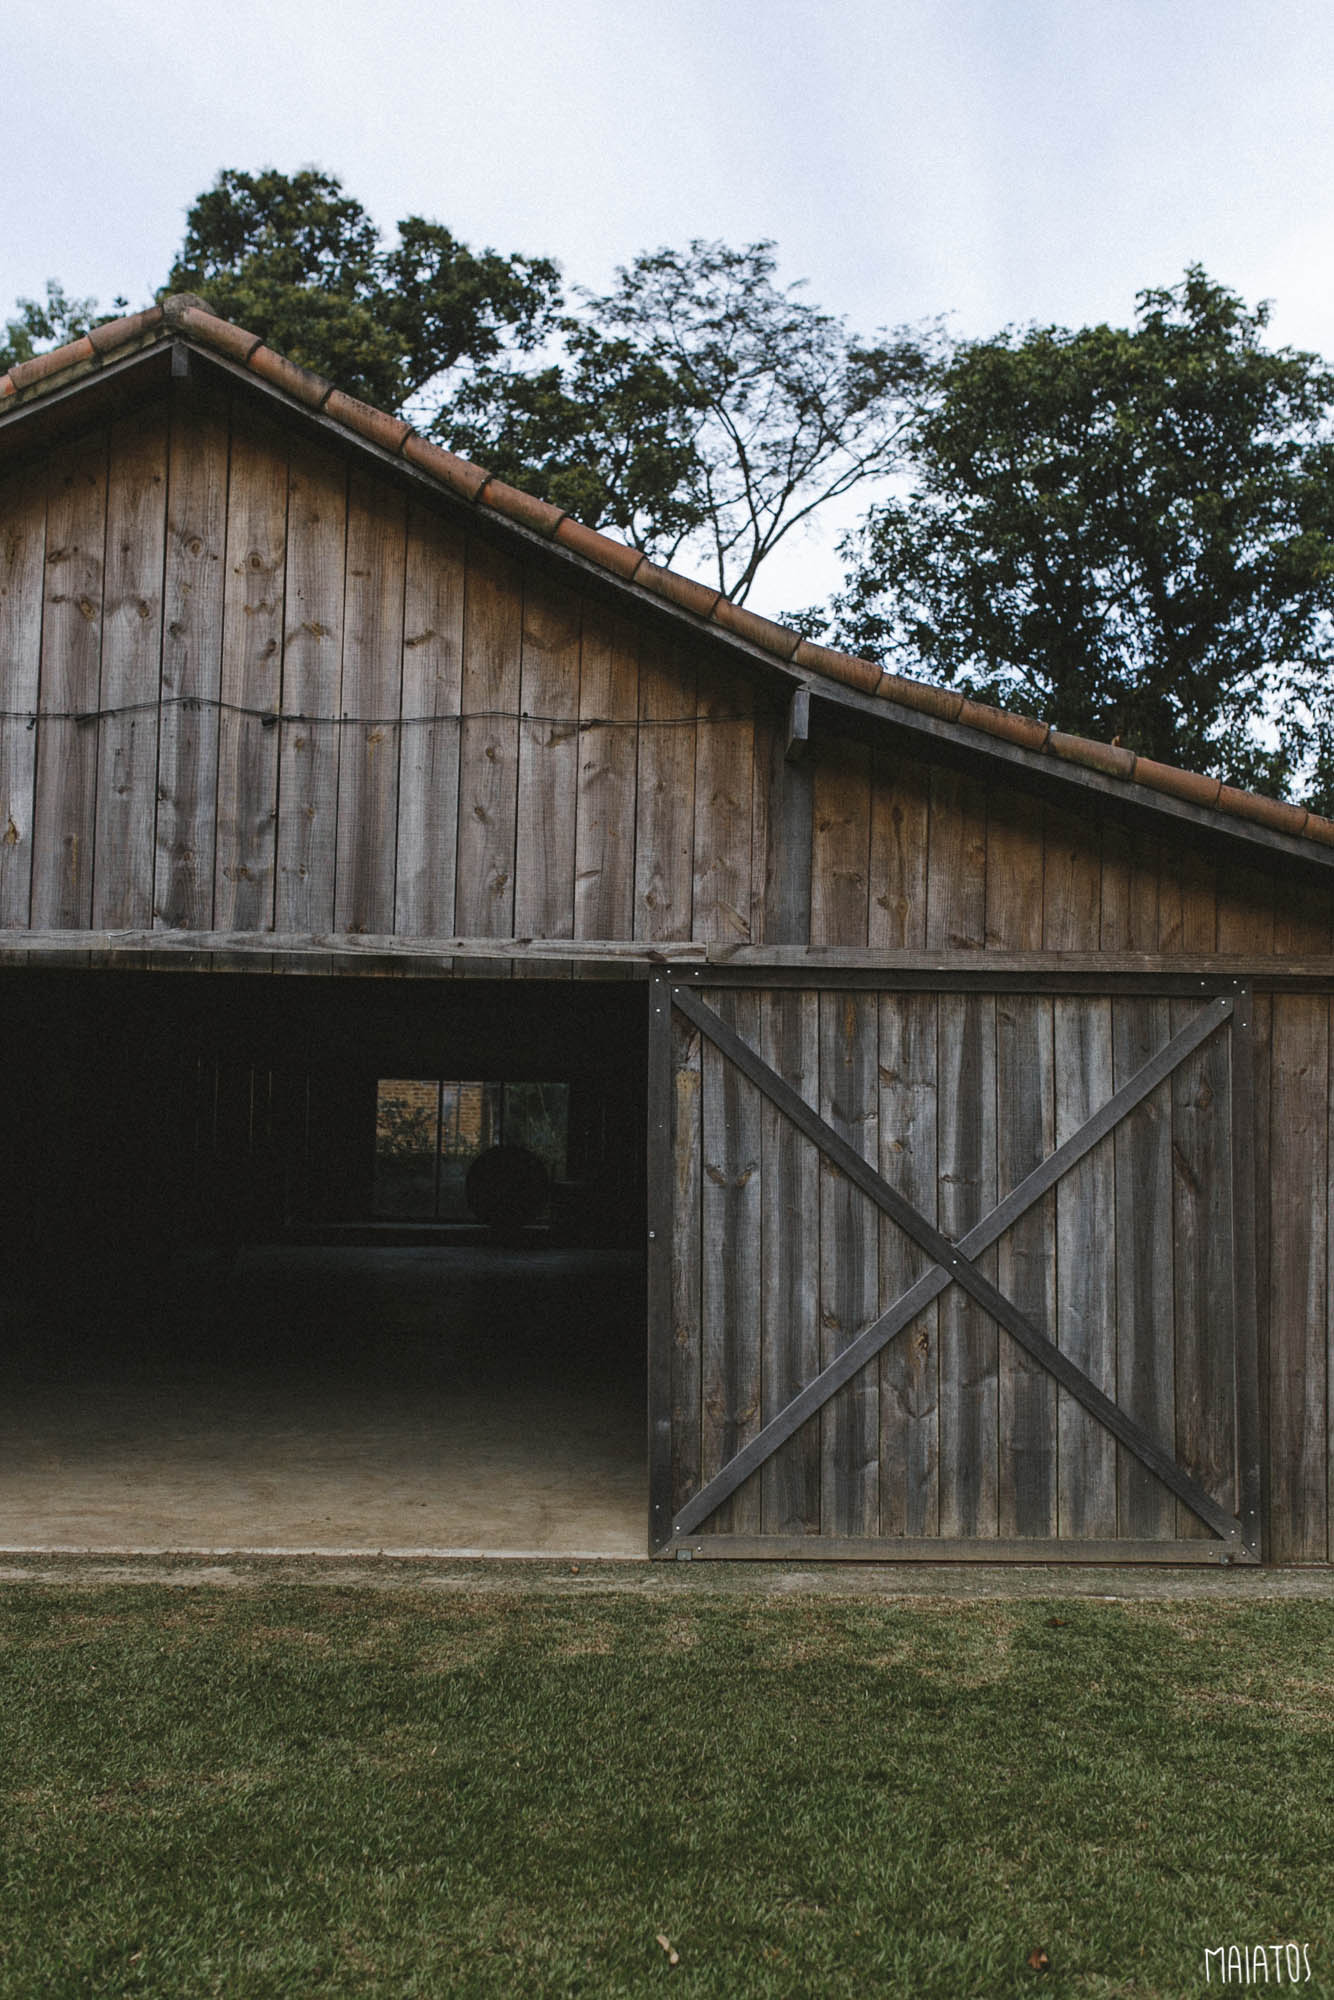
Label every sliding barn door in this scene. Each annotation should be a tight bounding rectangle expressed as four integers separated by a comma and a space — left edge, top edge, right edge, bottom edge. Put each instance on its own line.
647, 976, 1259, 1563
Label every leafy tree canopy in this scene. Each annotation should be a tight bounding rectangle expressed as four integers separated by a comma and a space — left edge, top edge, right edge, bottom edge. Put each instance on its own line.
165, 167, 563, 413
4, 181, 929, 608
445, 241, 935, 601
827, 268, 1334, 803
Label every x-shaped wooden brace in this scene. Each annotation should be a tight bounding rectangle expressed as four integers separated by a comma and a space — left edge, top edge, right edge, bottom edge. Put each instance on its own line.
670, 987, 1246, 1549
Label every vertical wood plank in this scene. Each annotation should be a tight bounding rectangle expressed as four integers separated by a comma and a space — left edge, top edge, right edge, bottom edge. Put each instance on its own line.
700, 989, 763, 1532
633, 631, 696, 941
1327, 1000, 1334, 1565
878, 991, 939, 1536
1100, 825, 1159, 950
1273, 878, 1334, 953
924, 767, 986, 949
1231, 983, 1262, 1557
275, 436, 347, 933
155, 382, 229, 927
92, 410, 168, 928
691, 660, 753, 944
1112, 997, 1177, 1538
215, 409, 288, 932
1267, 995, 1328, 1560
1043, 806, 1102, 949
996, 995, 1058, 1536
819, 990, 880, 1536
573, 601, 638, 941
1171, 997, 1236, 1537
760, 988, 822, 1534
514, 573, 582, 960
869, 747, 929, 949
670, 1010, 703, 1520
936, 992, 998, 1535
747, 703, 772, 947
1158, 844, 1217, 954
1249, 993, 1273, 1555
334, 472, 407, 936
31, 434, 106, 929
1055, 999, 1117, 1537
0, 464, 48, 926
984, 789, 1044, 951
759, 706, 813, 945
455, 537, 522, 952
810, 734, 871, 946
1179, 848, 1218, 952
1216, 861, 1275, 955
394, 504, 465, 938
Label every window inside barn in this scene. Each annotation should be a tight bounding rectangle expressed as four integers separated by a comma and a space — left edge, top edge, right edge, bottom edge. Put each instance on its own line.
373, 1080, 569, 1222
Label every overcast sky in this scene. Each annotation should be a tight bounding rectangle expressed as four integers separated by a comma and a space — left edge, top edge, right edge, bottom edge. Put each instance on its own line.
7, 0, 1334, 613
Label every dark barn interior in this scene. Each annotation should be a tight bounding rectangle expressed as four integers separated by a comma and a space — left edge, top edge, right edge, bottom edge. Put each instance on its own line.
0, 971, 648, 1553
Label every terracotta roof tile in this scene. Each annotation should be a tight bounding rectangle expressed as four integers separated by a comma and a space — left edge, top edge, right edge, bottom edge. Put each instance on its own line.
8, 336, 96, 393
475, 475, 565, 538
1131, 757, 1222, 809
553, 515, 646, 581
247, 345, 332, 410
795, 639, 882, 694
323, 388, 411, 457
402, 432, 490, 501
635, 560, 722, 620
1217, 786, 1310, 839
877, 674, 964, 722
3, 291, 1330, 860
1048, 729, 1136, 780
87, 306, 164, 355
711, 596, 802, 661
961, 701, 1051, 753
175, 307, 263, 367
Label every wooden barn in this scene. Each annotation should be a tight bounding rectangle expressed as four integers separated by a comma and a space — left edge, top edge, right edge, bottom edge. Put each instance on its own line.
2, 294, 1333, 1565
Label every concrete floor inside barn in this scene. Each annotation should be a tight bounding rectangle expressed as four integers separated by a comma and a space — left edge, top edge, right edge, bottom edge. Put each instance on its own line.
0, 1245, 646, 1556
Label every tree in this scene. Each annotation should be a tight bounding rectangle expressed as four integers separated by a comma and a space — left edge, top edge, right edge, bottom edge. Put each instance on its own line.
6, 188, 932, 606
828, 268, 1334, 802
443, 323, 708, 558
446, 241, 934, 601
165, 167, 563, 415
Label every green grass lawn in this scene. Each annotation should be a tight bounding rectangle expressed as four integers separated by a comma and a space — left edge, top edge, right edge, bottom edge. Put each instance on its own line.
0, 1580, 1330, 1998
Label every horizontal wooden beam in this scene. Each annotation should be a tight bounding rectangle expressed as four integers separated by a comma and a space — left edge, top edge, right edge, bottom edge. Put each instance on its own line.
678, 946, 1334, 981
661, 1535, 1253, 1564
2, 930, 1334, 988
0, 929, 663, 974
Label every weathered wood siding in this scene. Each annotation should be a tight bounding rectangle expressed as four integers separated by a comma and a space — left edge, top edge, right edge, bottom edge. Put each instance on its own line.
2, 400, 1329, 955
672, 984, 1252, 1550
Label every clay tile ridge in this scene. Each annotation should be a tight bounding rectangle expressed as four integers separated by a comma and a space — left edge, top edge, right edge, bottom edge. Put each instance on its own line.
6, 295, 1330, 857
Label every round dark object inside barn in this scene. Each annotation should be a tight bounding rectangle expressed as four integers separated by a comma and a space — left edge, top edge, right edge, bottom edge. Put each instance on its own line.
465, 1145, 549, 1233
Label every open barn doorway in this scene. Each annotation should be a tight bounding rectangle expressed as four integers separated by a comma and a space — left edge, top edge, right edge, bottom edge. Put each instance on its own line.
0, 970, 647, 1556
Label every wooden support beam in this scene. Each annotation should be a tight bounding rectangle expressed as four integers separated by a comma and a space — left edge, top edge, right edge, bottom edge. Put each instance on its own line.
663, 1535, 1253, 1564
785, 685, 810, 762
4, 929, 1334, 987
